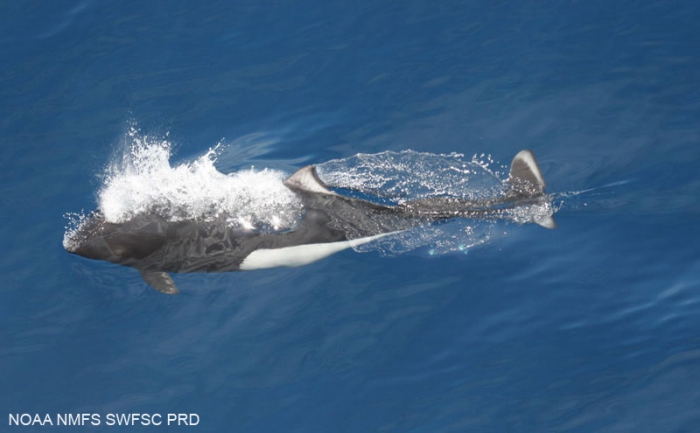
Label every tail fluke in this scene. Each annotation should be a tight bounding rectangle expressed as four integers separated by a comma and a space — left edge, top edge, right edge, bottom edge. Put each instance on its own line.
508, 149, 556, 229
533, 213, 557, 229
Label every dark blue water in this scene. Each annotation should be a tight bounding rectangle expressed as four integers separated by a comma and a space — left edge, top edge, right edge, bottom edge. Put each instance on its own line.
3, 1, 700, 431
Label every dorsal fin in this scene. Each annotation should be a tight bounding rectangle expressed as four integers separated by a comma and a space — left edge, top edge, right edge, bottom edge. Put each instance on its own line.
139, 270, 179, 294
284, 166, 336, 195
508, 149, 546, 196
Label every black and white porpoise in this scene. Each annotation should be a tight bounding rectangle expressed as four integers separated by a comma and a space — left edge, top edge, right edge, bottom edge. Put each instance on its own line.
65, 150, 556, 294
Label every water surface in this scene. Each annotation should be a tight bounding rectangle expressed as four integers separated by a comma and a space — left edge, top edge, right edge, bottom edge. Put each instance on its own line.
2, 1, 699, 432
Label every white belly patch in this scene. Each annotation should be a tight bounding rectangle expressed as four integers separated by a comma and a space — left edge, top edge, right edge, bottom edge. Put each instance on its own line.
239, 232, 393, 271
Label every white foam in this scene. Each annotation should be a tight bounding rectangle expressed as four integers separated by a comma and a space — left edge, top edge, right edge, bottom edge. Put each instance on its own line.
505, 201, 557, 226
315, 150, 505, 202
97, 127, 303, 231
62, 211, 88, 251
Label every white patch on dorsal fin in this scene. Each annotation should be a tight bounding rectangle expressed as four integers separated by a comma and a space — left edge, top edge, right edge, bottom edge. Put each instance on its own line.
284, 165, 336, 195
508, 149, 546, 195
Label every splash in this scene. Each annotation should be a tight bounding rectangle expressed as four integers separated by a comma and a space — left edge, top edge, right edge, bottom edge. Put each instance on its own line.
62, 211, 89, 252
316, 151, 505, 203
69, 127, 304, 237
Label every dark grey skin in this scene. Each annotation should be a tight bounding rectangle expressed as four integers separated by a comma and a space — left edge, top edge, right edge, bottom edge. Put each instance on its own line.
66, 150, 555, 294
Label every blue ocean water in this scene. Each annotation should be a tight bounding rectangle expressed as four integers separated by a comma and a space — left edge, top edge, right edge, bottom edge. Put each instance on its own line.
2, 0, 700, 431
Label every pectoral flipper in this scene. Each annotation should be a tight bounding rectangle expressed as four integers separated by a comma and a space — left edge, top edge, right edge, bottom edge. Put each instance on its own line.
139, 270, 179, 294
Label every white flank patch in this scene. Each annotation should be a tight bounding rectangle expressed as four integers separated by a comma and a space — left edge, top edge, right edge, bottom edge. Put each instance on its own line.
239, 233, 394, 271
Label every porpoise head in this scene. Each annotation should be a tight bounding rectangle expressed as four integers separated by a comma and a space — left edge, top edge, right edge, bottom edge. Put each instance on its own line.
64, 212, 168, 265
